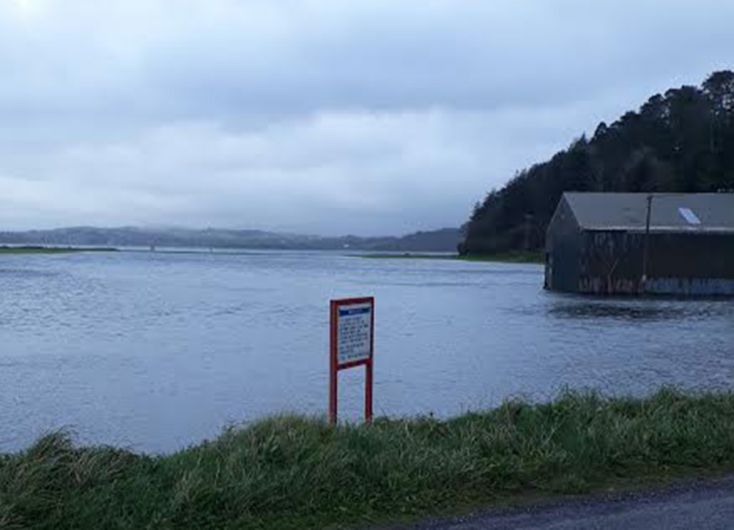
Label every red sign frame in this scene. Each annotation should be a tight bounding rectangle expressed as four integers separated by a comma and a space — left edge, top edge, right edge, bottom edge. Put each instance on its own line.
329, 297, 375, 424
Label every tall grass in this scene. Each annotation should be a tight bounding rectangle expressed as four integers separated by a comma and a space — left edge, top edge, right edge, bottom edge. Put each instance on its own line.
2, 388, 734, 529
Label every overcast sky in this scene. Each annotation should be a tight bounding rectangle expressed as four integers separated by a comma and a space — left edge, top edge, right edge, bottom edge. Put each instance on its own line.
1, 0, 732, 235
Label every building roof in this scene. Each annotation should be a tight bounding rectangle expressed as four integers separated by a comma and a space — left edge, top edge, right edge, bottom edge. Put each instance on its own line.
563, 192, 734, 233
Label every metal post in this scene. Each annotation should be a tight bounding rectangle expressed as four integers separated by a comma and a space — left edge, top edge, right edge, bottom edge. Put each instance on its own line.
641, 194, 653, 292
365, 361, 373, 424
329, 301, 338, 424
364, 296, 375, 424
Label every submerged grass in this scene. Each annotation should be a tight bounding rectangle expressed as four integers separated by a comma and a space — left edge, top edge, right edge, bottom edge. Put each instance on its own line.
2, 388, 734, 529
458, 251, 543, 263
0, 246, 116, 255
357, 251, 543, 263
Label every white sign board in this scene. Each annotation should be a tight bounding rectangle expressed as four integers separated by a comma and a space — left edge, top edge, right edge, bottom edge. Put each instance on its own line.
336, 302, 373, 364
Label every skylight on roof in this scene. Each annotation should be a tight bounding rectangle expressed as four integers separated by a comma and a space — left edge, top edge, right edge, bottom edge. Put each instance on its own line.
678, 207, 701, 225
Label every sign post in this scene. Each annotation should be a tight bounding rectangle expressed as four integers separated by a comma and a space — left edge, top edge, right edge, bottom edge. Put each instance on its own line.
329, 297, 375, 425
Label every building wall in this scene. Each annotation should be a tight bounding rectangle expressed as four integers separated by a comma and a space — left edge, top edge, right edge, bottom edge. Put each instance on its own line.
646, 233, 734, 279
545, 197, 582, 292
577, 231, 734, 295
577, 231, 644, 294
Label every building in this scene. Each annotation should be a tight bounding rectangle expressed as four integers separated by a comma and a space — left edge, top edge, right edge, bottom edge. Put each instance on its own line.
544, 192, 734, 295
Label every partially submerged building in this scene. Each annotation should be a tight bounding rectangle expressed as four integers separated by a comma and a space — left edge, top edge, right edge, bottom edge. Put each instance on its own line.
545, 192, 734, 295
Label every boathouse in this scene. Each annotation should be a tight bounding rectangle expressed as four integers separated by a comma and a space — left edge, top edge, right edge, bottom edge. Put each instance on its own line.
544, 192, 734, 295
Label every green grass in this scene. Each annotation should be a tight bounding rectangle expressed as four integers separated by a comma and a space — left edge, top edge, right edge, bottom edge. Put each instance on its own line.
356, 252, 458, 260
0, 246, 116, 255
2, 388, 734, 529
357, 251, 543, 263
457, 251, 543, 263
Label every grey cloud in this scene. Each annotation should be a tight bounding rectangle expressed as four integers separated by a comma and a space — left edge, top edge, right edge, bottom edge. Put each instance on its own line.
4, 1, 734, 119
132, 1, 734, 119
0, 1, 733, 234
0, 100, 637, 234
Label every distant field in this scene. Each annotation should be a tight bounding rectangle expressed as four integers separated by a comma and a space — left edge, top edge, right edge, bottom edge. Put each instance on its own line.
0, 246, 117, 254
357, 251, 543, 263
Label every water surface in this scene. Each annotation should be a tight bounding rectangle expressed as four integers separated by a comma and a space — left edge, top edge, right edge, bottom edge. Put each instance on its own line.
1, 250, 733, 452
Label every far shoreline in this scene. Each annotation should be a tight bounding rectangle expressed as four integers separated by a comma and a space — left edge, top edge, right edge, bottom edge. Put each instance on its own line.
356, 251, 543, 263
0, 245, 118, 255
0, 245, 543, 263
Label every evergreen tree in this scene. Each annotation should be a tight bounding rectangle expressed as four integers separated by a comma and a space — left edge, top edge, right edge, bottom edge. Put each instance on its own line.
461, 71, 734, 254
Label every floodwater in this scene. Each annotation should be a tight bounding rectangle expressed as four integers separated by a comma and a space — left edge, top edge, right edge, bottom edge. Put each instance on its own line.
1, 250, 733, 453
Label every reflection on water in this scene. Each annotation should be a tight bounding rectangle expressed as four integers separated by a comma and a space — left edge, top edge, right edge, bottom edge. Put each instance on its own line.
1, 250, 733, 453
548, 302, 689, 321
548, 297, 731, 322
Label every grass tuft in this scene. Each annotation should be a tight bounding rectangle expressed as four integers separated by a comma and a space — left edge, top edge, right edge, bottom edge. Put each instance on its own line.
2, 388, 734, 528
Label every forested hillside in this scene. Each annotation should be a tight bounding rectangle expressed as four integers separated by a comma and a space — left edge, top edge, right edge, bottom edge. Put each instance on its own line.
460, 71, 734, 255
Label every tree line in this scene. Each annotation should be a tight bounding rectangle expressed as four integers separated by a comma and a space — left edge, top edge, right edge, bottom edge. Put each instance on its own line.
460, 70, 734, 255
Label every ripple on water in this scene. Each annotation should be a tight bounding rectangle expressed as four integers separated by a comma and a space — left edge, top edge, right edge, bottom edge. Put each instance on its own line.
1, 250, 733, 453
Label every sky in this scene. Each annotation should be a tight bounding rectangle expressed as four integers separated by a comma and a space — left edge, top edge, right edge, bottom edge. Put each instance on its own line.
1, 1, 733, 236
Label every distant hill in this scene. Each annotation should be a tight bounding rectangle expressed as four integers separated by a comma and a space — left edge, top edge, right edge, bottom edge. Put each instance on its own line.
0, 226, 462, 252
461, 70, 734, 255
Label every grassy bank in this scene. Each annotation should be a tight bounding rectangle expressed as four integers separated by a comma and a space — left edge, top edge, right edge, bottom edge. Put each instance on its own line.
357, 251, 543, 263
2, 388, 734, 529
0, 246, 116, 255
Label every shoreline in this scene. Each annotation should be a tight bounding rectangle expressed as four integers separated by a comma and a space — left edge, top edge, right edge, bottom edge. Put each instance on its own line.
2, 387, 733, 528
356, 251, 544, 263
0, 245, 117, 254
0, 245, 543, 263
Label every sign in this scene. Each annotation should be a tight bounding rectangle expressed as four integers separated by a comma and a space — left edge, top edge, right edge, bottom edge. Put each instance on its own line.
336, 302, 373, 364
329, 297, 374, 424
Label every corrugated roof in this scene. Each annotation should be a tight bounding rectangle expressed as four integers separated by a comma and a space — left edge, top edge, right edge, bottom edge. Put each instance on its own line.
563, 192, 734, 233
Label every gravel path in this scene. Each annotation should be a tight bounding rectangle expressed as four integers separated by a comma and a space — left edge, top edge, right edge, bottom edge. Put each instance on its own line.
390, 476, 734, 530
